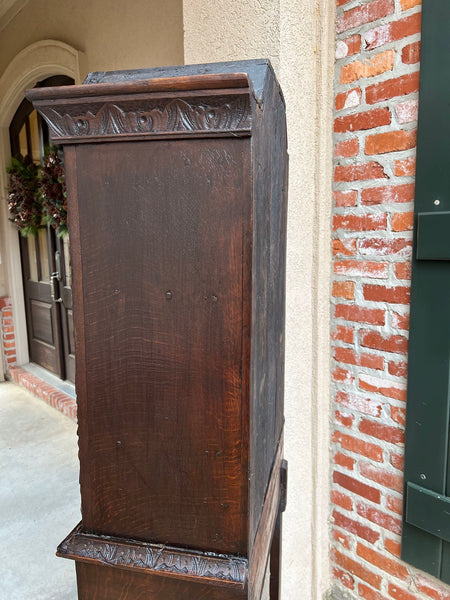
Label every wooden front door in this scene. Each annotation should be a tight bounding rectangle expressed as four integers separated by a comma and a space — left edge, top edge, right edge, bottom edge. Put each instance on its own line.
10, 76, 75, 383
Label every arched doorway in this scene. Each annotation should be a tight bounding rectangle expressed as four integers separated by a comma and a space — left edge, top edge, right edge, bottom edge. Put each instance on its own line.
9, 75, 75, 382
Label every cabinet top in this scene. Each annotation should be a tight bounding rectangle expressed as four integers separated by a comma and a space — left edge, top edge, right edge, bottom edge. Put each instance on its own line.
83, 59, 278, 105
25, 59, 283, 145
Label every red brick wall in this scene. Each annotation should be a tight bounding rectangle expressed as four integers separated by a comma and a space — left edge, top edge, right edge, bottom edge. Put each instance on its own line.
331, 1, 450, 599
0, 297, 16, 372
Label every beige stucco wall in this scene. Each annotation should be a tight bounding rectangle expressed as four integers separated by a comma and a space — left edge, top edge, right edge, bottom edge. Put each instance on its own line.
184, 2, 335, 599
0, 0, 184, 80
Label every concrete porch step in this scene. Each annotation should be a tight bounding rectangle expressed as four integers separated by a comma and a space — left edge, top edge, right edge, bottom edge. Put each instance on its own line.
0, 381, 80, 599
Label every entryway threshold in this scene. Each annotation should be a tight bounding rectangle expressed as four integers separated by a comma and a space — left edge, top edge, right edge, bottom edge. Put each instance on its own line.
8, 364, 77, 420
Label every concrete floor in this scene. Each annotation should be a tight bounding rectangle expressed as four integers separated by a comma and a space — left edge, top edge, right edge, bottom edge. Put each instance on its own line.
0, 381, 80, 600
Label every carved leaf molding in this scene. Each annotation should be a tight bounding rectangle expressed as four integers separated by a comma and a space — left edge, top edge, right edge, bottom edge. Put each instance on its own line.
58, 525, 248, 588
40, 96, 251, 139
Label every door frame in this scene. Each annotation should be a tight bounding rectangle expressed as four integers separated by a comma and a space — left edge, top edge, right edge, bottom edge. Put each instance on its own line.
0, 40, 83, 367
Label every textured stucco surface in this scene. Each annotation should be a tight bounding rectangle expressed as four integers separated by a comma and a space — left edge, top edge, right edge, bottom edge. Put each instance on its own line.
0, 0, 184, 79
184, 2, 335, 599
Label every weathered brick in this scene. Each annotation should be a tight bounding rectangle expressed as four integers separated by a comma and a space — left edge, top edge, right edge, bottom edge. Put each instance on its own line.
335, 162, 387, 182
335, 304, 385, 325
357, 501, 403, 534
332, 489, 354, 512
335, 107, 391, 133
333, 431, 384, 462
395, 262, 412, 280
333, 566, 355, 590
357, 543, 409, 580
391, 406, 406, 427
360, 461, 403, 492
360, 330, 408, 353
392, 311, 409, 330
359, 418, 405, 444
415, 575, 450, 600
333, 214, 387, 232
333, 368, 355, 384
332, 281, 356, 300
333, 238, 358, 256
335, 409, 355, 428
364, 13, 421, 50
334, 451, 356, 471
359, 238, 412, 257
387, 494, 403, 515
332, 548, 382, 589
365, 130, 416, 155
333, 528, 352, 550
337, 0, 395, 34
363, 284, 410, 304
388, 359, 408, 378
335, 88, 362, 111
336, 34, 362, 59
337, 348, 384, 370
395, 99, 419, 124
385, 538, 401, 558
359, 373, 407, 401
394, 158, 416, 177
334, 189, 358, 207
333, 510, 381, 543
400, 0, 421, 10
361, 183, 415, 205
334, 470, 382, 503
335, 138, 360, 158
392, 211, 414, 231
402, 41, 420, 64
366, 72, 420, 104
334, 260, 388, 279
359, 582, 389, 600
332, 324, 355, 343
390, 452, 404, 471
340, 50, 395, 84
336, 390, 384, 416
388, 584, 416, 600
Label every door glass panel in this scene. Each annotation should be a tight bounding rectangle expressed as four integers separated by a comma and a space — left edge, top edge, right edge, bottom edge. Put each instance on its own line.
18, 124, 28, 157
63, 236, 72, 287
27, 236, 38, 281
29, 110, 41, 162
38, 228, 50, 282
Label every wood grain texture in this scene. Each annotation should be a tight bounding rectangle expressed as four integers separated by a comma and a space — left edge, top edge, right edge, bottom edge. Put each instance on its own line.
74, 138, 251, 554
248, 59, 288, 553
76, 563, 247, 600
249, 437, 283, 600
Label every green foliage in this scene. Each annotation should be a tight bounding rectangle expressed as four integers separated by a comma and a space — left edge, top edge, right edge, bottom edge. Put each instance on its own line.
6, 155, 41, 237
6, 147, 67, 237
39, 147, 67, 237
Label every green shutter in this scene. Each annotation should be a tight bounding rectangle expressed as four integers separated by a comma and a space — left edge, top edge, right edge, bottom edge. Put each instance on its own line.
402, 2, 450, 582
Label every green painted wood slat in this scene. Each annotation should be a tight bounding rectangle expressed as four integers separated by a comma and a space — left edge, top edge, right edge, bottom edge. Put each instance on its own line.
401, 0, 450, 583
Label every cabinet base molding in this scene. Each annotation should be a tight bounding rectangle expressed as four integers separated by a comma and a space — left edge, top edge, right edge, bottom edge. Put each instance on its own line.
58, 524, 248, 589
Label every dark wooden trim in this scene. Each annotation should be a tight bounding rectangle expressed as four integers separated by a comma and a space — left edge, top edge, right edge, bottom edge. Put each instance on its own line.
25, 92, 252, 144
26, 73, 250, 102
57, 523, 248, 589
248, 435, 283, 600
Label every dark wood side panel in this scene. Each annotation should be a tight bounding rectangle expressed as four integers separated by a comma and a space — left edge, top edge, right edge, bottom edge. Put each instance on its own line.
73, 139, 251, 554
76, 563, 247, 600
249, 67, 288, 549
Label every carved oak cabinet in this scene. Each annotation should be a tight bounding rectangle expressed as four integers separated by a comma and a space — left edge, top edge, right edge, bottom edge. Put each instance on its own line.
27, 60, 288, 600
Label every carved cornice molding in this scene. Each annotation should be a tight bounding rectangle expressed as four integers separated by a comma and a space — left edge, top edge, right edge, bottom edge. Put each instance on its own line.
31, 94, 251, 144
57, 523, 248, 589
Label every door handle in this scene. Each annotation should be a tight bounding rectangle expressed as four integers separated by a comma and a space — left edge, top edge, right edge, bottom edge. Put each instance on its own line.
51, 272, 63, 304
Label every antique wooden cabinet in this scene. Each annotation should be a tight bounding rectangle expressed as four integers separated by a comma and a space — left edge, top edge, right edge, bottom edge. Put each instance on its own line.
27, 59, 288, 600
